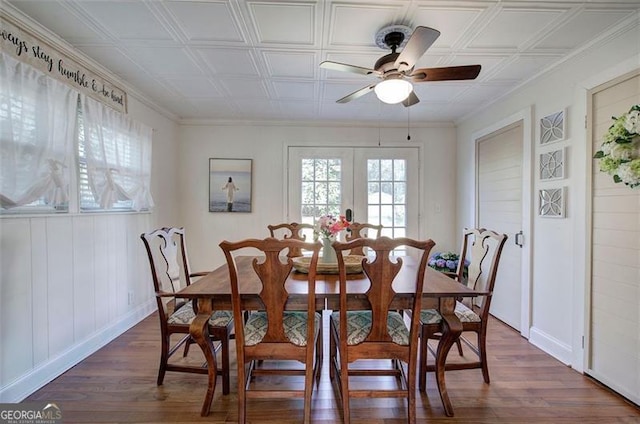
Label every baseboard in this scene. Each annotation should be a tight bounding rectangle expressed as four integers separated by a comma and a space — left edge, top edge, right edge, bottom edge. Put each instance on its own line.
529, 326, 572, 366
0, 299, 156, 402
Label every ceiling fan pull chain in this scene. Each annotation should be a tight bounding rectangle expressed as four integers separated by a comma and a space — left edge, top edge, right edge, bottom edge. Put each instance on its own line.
378, 100, 382, 147
407, 106, 411, 141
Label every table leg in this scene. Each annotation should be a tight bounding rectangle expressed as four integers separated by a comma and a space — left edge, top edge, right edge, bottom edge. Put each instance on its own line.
190, 299, 218, 417
435, 312, 462, 417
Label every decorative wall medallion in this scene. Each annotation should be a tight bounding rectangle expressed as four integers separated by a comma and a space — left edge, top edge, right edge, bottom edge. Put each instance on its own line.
539, 187, 565, 218
540, 110, 565, 144
540, 148, 565, 180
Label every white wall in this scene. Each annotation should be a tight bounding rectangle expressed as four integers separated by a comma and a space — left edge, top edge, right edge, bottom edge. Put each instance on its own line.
0, 11, 180, 401
176, 123, 459, 272
456, 23, 640, 370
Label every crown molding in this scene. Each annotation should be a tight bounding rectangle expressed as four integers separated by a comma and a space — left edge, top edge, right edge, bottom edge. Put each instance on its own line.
177, 117, 455, 128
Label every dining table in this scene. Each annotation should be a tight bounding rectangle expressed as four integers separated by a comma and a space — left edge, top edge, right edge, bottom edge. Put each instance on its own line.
176, 255, 484, 417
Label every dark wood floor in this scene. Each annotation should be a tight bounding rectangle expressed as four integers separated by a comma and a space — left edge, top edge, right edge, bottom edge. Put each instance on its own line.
26, 312, 640, 423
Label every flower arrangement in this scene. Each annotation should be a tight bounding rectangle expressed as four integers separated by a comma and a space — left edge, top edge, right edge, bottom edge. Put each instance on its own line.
428, 251, 466, 275
314, 214, 350, 239
594, 104, 640, 188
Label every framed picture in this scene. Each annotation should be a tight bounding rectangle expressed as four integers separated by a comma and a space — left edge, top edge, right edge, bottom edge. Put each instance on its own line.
539, 147, 565, 180
540, 109, 566, 145
209, 158, 252, 212
538, 187, 565, 218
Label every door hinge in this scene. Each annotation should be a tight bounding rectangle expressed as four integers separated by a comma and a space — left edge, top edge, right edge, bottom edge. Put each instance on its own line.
581, 335, 584, 349
584, 115, 587, 129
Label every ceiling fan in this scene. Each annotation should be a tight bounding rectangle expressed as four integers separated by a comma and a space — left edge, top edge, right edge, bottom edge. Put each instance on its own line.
320, 25, 481, 107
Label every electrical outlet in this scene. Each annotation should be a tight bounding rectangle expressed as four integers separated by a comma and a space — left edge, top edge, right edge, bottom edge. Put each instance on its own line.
128, 291, 134, 305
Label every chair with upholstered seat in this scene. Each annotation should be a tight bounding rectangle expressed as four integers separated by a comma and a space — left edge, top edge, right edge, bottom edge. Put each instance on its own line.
267, 222, 314, 258
140, 227, 234, 408
219, 237, 322, 424
344, 222, 383, 255
329, 236, 435, 424
418, 228, 508, 391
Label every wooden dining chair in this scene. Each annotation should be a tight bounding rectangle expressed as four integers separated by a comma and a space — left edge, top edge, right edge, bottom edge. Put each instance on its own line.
219, 237, 323, 424
418, 228, 508, 391
267, 222, 314, 258
329, 236, 435, 424
140, 227, 234, 402
344, 222, 383, 255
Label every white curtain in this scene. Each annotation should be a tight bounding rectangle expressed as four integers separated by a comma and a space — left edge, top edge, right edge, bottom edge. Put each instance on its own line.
0, 52, 77, 209
79, 94, 153, 211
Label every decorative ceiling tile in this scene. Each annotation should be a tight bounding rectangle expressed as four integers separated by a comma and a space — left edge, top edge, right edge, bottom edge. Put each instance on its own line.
165, 78, 223, 98
75, 46, 143, 77
196, 48, 260, 76
6, 0, 640, 123
79, 1, 175, 40
469, 8, 566, 49
218, 78, 270, 98
262, 51, 317, 78
124, 47, 203, 75
411, 6, 488, 49
7, 0, 104, 41
413, 83, 473, 103
534, 9, 632, 50
327, 3, 407, 48
164, 1, 246, 42
490, 55, 560, 81
248, 2, 316, 45
272, 81, 316, 100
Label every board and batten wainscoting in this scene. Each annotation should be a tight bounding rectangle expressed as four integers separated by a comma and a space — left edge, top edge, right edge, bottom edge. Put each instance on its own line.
0, 213, 156, 402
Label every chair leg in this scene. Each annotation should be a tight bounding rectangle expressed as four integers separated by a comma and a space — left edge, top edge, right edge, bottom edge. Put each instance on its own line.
237, 360, 247, 424
304, 350, 315, 424
418, 325, 428, 392
339, 354, 350, 424
329, 320, 337, 380
221, 329, 231, 395
315, 321, 323, 383
408, 358, 417, 424
158, 333, 170, 386
478, 330, 490, 383
456, 338, 464, 356
183, 337, 193, 357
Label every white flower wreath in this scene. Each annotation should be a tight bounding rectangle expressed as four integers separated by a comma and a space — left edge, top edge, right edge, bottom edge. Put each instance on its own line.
594, 104, 640, 188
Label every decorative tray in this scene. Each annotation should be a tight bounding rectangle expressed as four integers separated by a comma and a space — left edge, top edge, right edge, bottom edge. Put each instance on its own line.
292, 255, 365, 274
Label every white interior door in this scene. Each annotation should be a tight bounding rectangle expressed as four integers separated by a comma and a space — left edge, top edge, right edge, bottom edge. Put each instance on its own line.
288, 147, 419, 239
477, 122, 524, 331
587, 71, 640, 405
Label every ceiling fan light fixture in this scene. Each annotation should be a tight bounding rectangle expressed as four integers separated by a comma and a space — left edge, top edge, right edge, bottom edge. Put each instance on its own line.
374, 79, 413, 104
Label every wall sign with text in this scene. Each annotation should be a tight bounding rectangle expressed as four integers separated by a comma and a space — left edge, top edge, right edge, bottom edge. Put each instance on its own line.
1, 15, 127, 113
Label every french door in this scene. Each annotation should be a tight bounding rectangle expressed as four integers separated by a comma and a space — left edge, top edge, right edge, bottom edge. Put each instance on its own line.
287, 147, 420, 240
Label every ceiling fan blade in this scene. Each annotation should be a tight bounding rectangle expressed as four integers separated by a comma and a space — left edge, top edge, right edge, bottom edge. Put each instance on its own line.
395, 26, 441, 73
320, 61, 381, 76
411, 65, 482, 82
336, 84, 377, 103
402, 91, 420, 107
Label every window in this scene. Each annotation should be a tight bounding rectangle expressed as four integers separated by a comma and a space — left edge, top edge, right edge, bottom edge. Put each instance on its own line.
366, 159, 406, 238
0, 52, 76, 213
0, 52, 153, 214
300, 158, 342, 223
77, 100, 152, 211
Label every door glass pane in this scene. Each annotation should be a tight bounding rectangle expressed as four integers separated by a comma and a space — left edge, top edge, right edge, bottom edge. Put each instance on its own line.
367, 159, 407, 239
301, 158, 342, 226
